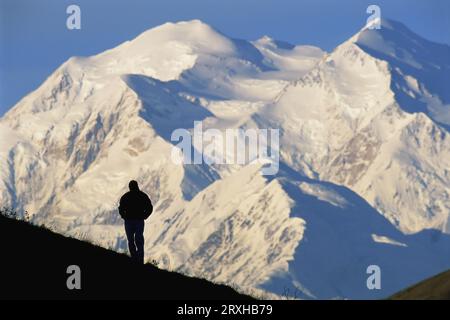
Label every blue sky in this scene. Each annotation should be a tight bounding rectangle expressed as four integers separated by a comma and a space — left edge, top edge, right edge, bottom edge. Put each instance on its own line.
0, 0, 449, 115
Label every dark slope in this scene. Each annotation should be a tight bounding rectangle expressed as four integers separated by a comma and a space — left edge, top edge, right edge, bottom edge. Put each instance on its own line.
390, 269, 450, 300
0, 215, 251, 300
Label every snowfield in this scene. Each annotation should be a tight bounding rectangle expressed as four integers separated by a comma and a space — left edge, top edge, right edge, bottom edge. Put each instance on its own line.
1, 19, 450, 299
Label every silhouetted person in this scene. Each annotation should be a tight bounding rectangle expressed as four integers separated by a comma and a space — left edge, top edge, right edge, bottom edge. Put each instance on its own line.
119, 180, 153, 264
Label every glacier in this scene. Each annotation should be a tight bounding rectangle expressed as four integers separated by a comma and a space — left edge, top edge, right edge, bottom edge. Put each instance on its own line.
1, 19, 450, 299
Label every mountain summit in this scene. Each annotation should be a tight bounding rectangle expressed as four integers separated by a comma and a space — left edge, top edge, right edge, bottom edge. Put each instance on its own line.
1, 19, 450, 299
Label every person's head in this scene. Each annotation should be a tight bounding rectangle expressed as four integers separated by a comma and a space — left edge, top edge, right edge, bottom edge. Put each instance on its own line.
129, 180, 139, 192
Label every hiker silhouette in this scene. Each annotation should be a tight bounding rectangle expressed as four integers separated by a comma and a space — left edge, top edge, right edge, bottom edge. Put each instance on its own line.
119, 180, 153, 264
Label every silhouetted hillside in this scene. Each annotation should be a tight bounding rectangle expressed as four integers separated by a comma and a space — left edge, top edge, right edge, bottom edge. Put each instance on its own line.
0, 214, 251, 300
390, 269, 450, 300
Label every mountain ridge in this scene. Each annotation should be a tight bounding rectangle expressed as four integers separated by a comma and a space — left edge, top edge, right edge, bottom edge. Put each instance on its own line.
0, 213, 251, 299
1, 18, 449, 299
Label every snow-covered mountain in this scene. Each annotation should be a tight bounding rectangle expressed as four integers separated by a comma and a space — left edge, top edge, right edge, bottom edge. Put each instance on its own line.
1, 19, 450, 299
261, 19, 450, 234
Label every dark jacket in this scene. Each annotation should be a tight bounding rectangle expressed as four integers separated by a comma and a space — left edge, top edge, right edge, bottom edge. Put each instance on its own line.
119, 190, 153, 220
